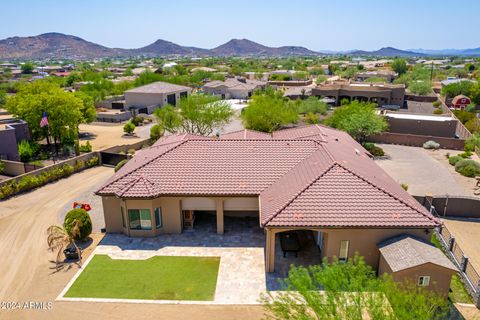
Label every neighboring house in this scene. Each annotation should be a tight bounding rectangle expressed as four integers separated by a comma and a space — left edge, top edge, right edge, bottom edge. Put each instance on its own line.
356, 70, 397, 83
450, 95, 471, 110
124, 81, 192, 114
378, 235, 457, 297
0, 116, 30, 161
311, 82, 405, 107
202, 78, 266, 99
96, 125, 441, 282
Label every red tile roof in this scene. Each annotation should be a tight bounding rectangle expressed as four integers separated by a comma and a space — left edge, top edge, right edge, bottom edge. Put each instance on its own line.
96, 125, 439, 228
220, 129, 272, 140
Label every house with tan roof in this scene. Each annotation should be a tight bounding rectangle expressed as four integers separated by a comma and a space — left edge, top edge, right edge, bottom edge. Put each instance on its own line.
96, 125, 448, 288
202, 77, 266, 99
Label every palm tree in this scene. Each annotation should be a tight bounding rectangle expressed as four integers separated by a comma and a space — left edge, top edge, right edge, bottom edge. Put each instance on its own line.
46, 220, 83, 270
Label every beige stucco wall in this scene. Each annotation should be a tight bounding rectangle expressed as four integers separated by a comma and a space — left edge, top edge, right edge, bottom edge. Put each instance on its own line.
125, 89, 191, 108
265, 227, 431, 272
102, 196, 123, 233
321, 228, 430, 268
378, 256, 455, 297
102, 195, 259, 237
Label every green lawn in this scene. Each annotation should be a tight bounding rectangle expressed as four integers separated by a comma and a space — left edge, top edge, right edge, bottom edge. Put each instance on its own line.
65, 254, 220, 301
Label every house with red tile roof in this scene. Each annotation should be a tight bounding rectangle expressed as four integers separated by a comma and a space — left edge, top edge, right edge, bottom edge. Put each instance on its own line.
96, 125, 440, 274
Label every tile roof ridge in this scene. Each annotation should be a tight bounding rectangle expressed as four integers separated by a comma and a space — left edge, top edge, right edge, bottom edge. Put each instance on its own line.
334, 162, 439, 225
96, 139, 189, 195
262, 162, 337, 227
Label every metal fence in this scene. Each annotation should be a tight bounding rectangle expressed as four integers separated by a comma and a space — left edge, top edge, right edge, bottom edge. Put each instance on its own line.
426, 197, 480, 306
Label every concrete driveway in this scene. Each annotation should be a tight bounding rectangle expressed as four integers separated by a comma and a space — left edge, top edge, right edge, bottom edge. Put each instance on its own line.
375, 144, 469, 197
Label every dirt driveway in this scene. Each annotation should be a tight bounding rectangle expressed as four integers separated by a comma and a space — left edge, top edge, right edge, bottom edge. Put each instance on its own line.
0, 167, 263, 320
375, 144, 477, 197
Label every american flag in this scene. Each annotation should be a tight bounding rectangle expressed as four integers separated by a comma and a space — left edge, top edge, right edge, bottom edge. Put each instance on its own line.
40, 111, 49, 127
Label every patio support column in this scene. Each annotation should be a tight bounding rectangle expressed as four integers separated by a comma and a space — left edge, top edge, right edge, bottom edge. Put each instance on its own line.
216, 198, 224, 234
265, 228, 276, 272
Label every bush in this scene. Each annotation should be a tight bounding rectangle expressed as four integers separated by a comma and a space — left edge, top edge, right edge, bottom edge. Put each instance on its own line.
79, 141, 92, 153
131, 115, 144, 126
464, 134, 480, 152
304, 112, 320, 124
123, 121, 136, 135
0, 160, 4, 173
433, 109, 443, 115
363, 142, 385, 156
432, 100, 441, 107
150, 124, 164, 141
423, 140, 440, 150
86, 156, 99, 167
448, 156, 463, 166
400, 183, 408, 191
458, 151, 473, 159
18, 140, 35, 162
63, 209, 92, 240
74, 160, 85, 171
114, 159, 128, 172
455, 159, 480, 177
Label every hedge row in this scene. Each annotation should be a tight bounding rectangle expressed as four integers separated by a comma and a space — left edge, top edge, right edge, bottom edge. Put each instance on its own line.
0, 156, 99, 200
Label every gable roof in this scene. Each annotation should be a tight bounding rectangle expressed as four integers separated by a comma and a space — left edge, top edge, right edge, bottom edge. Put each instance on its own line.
378, 235, 457, 272
96, 125, 439, 229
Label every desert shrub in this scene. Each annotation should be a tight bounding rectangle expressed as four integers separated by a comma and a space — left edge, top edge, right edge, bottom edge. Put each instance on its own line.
127, 149, 136, 155
400, 183, 408, 191
0, 181, 17, 199
150, 124, 164, 141
16, 175, 40, 192
114, 159, 128, 172
423, 140, 440, 150
86, 156, 99, 167
458, 151, 473, 159
464, 134, 480, 152
432, 100, 441, 107
131, 115, 144, 126
123, 121, 136, 135
304, 112, 320, 124
79, 141, 92, 153
63, 209, 92, 240
448, 156, 463, 166
74, 160, 85, 171
363, 142, 385, 156
455, 159, 480, 177
433, 109, 443, 115
62, 164, 74, 176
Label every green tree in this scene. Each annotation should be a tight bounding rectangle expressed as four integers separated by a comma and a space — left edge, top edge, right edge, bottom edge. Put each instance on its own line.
441, 80, 475, 99
408, 80, 432, 95
391, 59, 407, 75
5, 81, 85, 147
154, 94, 233, 136
241, 89, 299, 132
324, 101, 388, 143
297, 97, 328, 115
21, 62, 35, 74
262, 255, 448, 320
123, 121, 136, 135
63, 209, 92, 240
18, 140, 35, 162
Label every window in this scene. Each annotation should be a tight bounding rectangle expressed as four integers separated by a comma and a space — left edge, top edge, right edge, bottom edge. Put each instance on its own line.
418, 276, 430, 286
155, 208, 162, 229
128, 209, 152, 230
339, 240, 349, 262
121, 206, 126, 228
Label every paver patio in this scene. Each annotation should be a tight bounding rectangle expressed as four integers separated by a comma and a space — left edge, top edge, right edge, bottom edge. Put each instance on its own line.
58, 215, 322, 304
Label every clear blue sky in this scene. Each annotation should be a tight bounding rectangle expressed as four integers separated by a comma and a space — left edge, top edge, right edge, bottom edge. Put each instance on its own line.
1, 0, 479, 51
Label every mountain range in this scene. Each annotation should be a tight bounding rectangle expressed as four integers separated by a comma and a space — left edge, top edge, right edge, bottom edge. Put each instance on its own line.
0, 33, 479, 60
